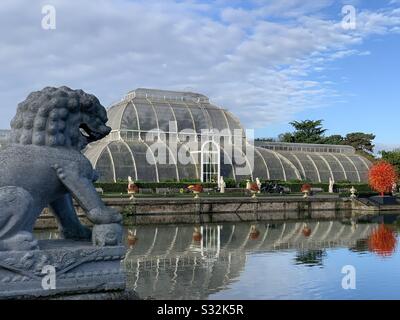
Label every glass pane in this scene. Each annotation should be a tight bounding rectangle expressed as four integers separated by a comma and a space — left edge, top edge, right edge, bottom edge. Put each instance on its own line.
220, 148, 234, 179
152, 102, 176, 133
128, 142, 158, 182
348, 156, 369, 182
205, 108, 229, 132
278, 154, 299, 181
108, 141, 135, 181
322, 154, 346, 182
257, 148, 285, 181
121, 103, 139, 131
279, 153, 305, 180
252, 148, 269, 180
335, 155, 360, 182
152, 141, 179, 181
308, 154, 331, 182
224, 110, 243, 131
106, 102, 127, 130
186, 103, 210, 133
291, 153, 319, 182
231, 145, 252, 180
134, 99, 158, 132
96, 149, 115, 182
170, 103, 195, 132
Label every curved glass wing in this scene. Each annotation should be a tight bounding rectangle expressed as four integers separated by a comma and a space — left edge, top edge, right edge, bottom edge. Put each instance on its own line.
176, 143, 199, 180
95, 148, 115, 182
186, 103, 211, 133
106, 102, 127, 130
107, 141, 136, 181
152, 102, 176, 133
121, 102, 139, 131
321, 154, 347, 182
308, 154, 332, 182
134, 99, 158, 132
151, 140, 179, 181
127, 142, 158, 182
335, 154, 360, 182
256, 148, 285, 181
252, 148, 269, 179
290, 153, 320, 182
205, 107, 229, 132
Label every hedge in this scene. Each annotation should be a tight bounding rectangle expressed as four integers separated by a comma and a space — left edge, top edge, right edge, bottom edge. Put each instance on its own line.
95, 181, 217, 193
279, 182, 373, 193
232, 180, 372, 193
95, 180, 373, 194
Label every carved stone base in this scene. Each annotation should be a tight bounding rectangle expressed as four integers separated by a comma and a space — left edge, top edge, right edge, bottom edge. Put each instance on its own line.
0, 240, 127, 299
48, 288, 140, 300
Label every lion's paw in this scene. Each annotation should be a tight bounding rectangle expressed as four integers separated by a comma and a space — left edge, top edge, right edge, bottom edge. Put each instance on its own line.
87, 207, 122, 225
92, 223, 123, 246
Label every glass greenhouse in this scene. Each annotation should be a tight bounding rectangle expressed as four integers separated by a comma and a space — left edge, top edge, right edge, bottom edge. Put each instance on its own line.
85, 88, 372, 183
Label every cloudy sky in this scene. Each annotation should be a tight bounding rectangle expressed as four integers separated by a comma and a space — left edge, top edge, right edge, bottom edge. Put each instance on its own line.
1, 0, 399, 147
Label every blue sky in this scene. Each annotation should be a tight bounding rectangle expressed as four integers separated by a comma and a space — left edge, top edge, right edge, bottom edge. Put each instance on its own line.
257, 4, 400, 150
260, 29, 400, 150
0, 0, 399, 150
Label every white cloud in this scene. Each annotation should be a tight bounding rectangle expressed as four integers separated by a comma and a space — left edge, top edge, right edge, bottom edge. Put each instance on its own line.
0, 0, 399, 130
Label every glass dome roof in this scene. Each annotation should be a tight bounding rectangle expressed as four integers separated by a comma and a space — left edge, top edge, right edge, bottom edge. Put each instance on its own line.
106, 88, 244, 140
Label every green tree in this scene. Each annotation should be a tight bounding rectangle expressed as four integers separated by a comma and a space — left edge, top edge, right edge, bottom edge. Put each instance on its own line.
323, 134, 344, 145
344, 132, 375, 154
381, 150, 400, 173
268, 121, 376, 159
282, 120, 327, 143
278, 132, 295, 143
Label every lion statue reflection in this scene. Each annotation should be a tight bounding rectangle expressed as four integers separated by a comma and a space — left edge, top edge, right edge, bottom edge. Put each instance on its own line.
0, 86, 122, 251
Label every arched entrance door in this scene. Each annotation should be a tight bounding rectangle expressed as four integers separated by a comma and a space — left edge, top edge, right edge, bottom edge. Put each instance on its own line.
201, 140, 220, 184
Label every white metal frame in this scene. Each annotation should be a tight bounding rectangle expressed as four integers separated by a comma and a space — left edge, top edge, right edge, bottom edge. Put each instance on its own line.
200, 140, 220, 184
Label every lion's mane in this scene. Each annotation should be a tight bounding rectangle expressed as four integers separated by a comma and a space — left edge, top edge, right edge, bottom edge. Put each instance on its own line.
9, 86, 109, 149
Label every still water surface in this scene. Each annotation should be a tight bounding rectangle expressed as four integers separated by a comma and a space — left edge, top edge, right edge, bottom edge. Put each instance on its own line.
36, 215, 400, 300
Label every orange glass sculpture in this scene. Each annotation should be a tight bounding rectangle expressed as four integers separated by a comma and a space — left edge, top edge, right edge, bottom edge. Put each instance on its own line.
368, 224, 397, 257
368, 161, 398, 197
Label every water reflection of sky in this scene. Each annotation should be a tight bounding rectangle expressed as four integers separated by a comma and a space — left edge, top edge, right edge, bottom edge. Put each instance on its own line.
36, 218, 400, 300
210, 247, 400, 300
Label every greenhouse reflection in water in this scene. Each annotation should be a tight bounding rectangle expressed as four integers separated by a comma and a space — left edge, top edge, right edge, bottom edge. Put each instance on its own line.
35, 218, 400, 299
121, 219, 397, 300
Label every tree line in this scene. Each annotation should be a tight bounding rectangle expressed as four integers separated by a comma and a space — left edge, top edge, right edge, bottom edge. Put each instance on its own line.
255, 119, 400, 173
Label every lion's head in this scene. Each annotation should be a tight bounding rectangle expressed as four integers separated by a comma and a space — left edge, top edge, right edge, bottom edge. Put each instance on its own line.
10, 86, 111, 150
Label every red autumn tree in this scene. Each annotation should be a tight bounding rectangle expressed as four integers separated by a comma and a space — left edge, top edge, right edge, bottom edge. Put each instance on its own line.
368, 161, 398, 197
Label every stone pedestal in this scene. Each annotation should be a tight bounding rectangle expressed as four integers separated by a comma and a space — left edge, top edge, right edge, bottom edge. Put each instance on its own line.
0, 240, 127, 299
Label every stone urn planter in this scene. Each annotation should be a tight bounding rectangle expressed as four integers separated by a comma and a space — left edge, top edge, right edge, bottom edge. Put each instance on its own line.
301, 184, 312, 198
350, 186, 357, 199
187, 184, 203, 199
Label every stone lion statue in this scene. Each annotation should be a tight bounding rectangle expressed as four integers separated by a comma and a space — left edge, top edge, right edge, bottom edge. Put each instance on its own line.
0, 86, 122, 251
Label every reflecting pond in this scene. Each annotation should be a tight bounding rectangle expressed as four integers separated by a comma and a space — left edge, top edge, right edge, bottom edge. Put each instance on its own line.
35, 214, 400, 300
